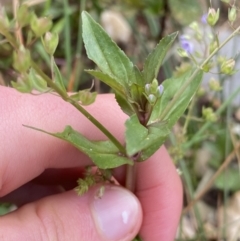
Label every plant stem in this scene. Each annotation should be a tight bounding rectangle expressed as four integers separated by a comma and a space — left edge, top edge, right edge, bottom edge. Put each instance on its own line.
183, 95, 196, 135
63, 0, 72, 80
125, 164, 137, 192
1, 25, 126, 155
31, 61, 126, 153
67, 98, 126, 153
159, 26, 240, 121
0, 27, 18, 49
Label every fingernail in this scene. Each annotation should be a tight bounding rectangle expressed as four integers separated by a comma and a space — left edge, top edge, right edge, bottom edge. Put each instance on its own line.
91, 185, 141, 241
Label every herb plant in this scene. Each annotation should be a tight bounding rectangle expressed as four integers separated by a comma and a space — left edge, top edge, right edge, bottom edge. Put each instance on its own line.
1, 2, 240, 240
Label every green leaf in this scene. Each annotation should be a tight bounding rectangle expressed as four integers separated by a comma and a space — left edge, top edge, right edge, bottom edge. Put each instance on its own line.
149, 68, 204, 129
125, 114, 169, 159
52, 60, 66, 93
115, 92, 135, 116
25, 125, 133, 169
82, 11, 134, 88
85, 70, 125, 94
140, 122, 170, 161
86, 69, 136, 115
130, 83, 145, 102
215, 168, 240, 191
131, 66, 145, 86
142, 32, 178, 84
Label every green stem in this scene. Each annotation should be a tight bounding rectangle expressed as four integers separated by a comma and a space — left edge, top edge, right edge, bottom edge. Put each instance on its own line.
31, 61, 125, 153
63, 0, 72, 80
183, 95, 196, 135
159, 26, 240, 121
0, 26, 18, 49
1, 9, 126, 157
67, 98, 125, 153
125, 164, 137, 192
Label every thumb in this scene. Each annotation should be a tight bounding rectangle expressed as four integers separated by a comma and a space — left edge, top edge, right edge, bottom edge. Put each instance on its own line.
0, 184, 142, 241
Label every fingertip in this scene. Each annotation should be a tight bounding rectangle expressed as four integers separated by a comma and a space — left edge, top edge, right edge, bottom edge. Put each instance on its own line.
136, 146, 183, 241
0, 184, 142, 241
90, 185, 142, 241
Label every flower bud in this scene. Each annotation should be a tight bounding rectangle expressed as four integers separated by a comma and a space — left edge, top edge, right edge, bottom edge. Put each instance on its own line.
17, 4, 30, 27
228, 6, 237, 23
0, 6, 10, 29
144, 83, 151, 94
78, 90, 97, 106
202, 107, 217, 122
189, 21, 199, 31
13, 45, 31, 72
221, 58, 235, 75
156, 84, 164, 97
148, 94, 157, 105
177, 48, 189, 58
209, 78, 222, 91
30, 14, 52, 37
151, 78, 158, 90
42, 32, 59, 55
207, 8, 220, 26
202, 61, 213, 73
196, 86, 205, 97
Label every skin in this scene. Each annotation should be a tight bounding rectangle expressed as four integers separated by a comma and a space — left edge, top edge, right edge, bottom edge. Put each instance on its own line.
0, 86, 182, 241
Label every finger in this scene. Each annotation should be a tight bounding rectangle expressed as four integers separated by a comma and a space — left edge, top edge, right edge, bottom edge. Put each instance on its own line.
0, 182, 63, 206
0, 184, 142, 241
136, 146, 183, 241
0, 168, 88, 205
0, 86, 127, 196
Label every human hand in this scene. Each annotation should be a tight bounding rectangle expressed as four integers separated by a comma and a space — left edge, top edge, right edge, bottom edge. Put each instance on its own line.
0, 86, 182, 241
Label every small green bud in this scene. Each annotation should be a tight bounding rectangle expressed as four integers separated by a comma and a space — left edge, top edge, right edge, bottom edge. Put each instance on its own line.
207, 8, 220, 26
196, 86, 205, 97
145, 84, 151, 94
148, 94, 157, 105
78, 90, 97, 106
155, 84, 164, 98
17, 4, 30, 27
13, 45, 31, 73
209, 78, 222, 91
0, 6, 10, 29
177, 48, 189, 58
228, 6, 237, 23
202, 107, 217, 122
221, 58, 235, 75
30, 14, 52, 37
202, 61, 213, 73
151, 78, 158, 92
189, 21, 199, 31
42, 32, 59, 55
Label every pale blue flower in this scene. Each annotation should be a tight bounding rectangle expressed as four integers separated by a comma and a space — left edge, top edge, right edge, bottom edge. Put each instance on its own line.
179, 35, 194, 55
